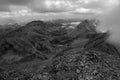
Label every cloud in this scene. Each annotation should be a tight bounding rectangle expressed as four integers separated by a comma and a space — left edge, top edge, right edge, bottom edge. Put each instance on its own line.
0, 5, 10, 11
73, 8, 102, 14
0, 0, 118, 14
0, 0, 31, 5
97, 0, 120, 43
28, 0, 75, 13
0, 0, 32, 11
28, 0, 118, 14
0, 0, 119, 23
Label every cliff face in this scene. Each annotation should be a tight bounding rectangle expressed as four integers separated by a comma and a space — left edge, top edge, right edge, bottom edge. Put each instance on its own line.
0, 20, 120, 80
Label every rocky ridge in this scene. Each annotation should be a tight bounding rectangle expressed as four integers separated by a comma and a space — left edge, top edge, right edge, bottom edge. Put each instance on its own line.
0, 20, 120, 80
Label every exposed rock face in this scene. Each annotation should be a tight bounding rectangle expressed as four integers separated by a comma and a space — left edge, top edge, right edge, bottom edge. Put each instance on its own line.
67, 20, 97, 39
0, 20, 120, 80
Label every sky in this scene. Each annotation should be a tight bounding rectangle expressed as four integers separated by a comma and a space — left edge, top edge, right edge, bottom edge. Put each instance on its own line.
0, 0, 119, 23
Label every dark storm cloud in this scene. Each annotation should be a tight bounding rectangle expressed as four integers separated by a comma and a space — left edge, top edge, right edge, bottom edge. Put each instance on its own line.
0, 0, 32, 11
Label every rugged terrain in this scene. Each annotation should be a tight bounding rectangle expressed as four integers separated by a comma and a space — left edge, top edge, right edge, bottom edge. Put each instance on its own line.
0, 20, 120, 80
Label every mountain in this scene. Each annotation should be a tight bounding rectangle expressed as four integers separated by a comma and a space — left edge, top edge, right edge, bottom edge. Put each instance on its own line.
0, 19, 120, 80
67, 20, 97, 38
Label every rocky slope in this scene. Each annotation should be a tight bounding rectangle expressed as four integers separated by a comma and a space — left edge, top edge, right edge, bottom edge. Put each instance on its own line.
0, 20, 120, 80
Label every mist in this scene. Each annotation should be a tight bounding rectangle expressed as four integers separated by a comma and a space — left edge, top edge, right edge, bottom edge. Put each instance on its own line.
97, 2, 120, 44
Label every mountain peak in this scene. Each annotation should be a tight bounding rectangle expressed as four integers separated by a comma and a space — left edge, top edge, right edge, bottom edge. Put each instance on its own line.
25, 20, 45, 27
